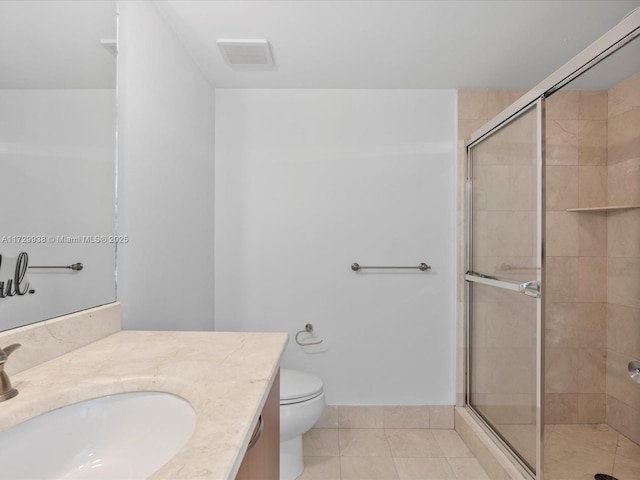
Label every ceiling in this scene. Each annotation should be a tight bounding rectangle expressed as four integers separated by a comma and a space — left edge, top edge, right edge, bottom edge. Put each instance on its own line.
158, 0, 640, 90
0, 1, 116, 89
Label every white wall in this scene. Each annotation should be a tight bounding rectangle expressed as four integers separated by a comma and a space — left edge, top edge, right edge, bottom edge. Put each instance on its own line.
215, 89, 456, 404
117, 1, 215, 330
0, 89, 116, 331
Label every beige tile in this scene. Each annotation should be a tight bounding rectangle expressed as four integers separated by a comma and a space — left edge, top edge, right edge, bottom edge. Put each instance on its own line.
579, 90, 608, 120
454, 410, 478, 457
478, 164, 535, 212
546, 166, 579, 210
383, 406, 430, 429
546, 257, 579, 303
607, 157, 640, 205
608, 106, 640, 165
578, 212, 607, 257
458, 89, 488, 120
385, 429, 444, 458
577, 348, 606, 393
606, 351, 640, 412
430, 406, 455, 429
546, 302, 579, 347
446, 458, 491, 480
545, 425, 617, 479
547, 90, 579, 120
578, 166, 607, 208
339, 406, 384, 428
480, 397, 526, 426
546, 211, 579, 257
613, 454, 640, 480
608, 257, 640, 308
607, 209, 640, 259
577, 303, 606, 350
339, 428, 392, 457
578, 119, 607, 165
485, 346, 536, 395
340, 456, 399, 480
607, 389, 640, 446
303, 428, 340, 456
545, 393, 578, 424
394, 457, 456, 480
431, 430, 473, 458
544, 424, 555, 444
482, 394, 535, 425
474, 211, 535, 258
615, 433, 640, 461
608, 72, 640, 117
606, 303, 640, 359
315, 405, 339, 428
550, 424, 618, 454
577, 256, 607, 302
459, 118, 487, 141
544, 442, 615, 480
299, 457, 341, 480
546, 119, 579, 166
545, 347, 578, 393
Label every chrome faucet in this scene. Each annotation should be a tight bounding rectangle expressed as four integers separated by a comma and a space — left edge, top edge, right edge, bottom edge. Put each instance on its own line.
0, 344, 21, 402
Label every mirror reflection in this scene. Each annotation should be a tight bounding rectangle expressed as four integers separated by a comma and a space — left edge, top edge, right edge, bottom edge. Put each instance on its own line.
0, 1, 117, 331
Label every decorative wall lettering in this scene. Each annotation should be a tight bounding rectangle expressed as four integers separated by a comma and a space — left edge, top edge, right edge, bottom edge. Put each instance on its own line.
0, 252, 34, 299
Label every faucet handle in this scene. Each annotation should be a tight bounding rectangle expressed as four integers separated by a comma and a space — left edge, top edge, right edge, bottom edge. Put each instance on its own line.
0, 344, 21, 363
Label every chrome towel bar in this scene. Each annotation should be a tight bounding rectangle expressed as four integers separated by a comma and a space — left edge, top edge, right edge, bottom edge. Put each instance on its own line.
28, 263, 83, 271
351, 262, 431, 272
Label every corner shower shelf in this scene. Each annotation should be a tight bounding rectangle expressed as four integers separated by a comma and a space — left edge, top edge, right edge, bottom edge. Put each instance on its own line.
566, 204, 640, 212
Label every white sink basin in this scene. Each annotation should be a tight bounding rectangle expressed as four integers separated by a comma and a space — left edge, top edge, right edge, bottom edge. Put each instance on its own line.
0, 391, 197, 479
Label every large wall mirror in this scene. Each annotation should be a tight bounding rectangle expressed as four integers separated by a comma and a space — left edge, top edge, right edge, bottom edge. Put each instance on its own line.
0, 1, 117, 331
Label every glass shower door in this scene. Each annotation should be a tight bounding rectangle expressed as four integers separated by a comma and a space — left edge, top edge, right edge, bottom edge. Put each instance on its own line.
466, 100, 543, 475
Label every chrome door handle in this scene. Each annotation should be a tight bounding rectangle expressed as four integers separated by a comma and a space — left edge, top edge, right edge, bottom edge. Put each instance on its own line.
519, 281, 541, 298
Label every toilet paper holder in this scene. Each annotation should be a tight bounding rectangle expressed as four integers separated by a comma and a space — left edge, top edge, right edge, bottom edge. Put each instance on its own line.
295, 323, 323, 346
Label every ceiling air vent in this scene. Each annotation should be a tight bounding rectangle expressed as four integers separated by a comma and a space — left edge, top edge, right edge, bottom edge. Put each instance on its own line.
216, 39, 274, 67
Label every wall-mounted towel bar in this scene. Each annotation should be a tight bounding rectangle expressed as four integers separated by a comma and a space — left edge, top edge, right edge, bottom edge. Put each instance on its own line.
28, 263, 83, 271
351, 262, 431, 272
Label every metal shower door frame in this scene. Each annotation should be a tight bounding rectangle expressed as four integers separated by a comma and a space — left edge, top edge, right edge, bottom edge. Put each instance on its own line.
464, 98, 544, 479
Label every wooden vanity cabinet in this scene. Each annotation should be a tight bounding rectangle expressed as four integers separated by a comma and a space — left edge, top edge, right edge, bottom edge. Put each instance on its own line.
236, 369, 280, 480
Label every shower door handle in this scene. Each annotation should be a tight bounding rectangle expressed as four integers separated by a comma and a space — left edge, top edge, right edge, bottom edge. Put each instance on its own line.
519, 281, 541, 299
465, 273, 541, 299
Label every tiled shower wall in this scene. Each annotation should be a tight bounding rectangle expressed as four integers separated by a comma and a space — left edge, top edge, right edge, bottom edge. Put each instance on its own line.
606, 72, 640, 445
457, 77, 640, 445
544, 89, 608, 424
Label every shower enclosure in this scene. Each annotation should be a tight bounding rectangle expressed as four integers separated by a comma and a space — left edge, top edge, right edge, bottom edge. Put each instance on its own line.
466, 101, 543, 474
464, 8, 640, 479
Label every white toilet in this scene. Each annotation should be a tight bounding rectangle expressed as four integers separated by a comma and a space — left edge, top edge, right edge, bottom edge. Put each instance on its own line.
279, 368, 325, 480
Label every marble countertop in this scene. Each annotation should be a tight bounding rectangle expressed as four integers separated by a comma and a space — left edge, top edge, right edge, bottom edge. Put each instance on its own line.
0, 330, 289, 479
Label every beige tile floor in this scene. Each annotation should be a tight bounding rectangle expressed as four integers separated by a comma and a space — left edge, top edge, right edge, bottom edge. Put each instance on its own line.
544, 424, 640, 480
298, 428, 491, 480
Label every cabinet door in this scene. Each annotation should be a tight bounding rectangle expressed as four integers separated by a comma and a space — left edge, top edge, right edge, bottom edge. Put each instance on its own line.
236, 369, 280, 480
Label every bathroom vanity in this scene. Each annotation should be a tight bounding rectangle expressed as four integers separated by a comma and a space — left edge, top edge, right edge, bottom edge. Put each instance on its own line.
0, 326, 287, 479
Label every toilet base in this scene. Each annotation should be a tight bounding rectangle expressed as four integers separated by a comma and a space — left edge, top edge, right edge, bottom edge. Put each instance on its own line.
280, 435, 304, 480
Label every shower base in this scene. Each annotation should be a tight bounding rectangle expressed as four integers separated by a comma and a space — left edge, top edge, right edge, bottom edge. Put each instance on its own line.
500, 423, 640, 480
543, 424, 639, 480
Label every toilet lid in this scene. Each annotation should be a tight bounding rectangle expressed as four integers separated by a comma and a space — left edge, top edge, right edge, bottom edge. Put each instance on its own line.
280, 369, 323, 405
